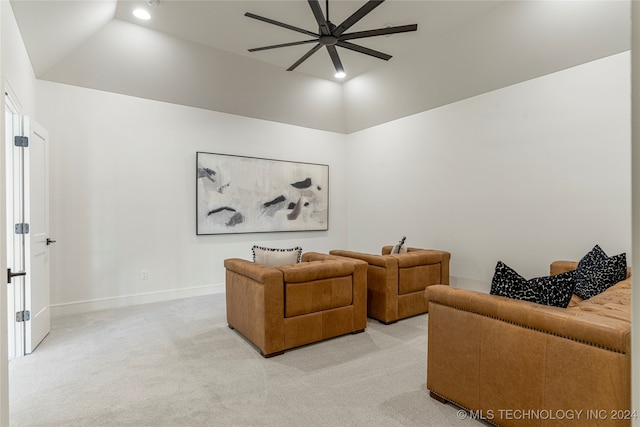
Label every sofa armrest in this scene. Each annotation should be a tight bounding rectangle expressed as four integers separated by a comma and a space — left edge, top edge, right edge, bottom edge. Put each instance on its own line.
550, 260, 631, 278
426, 285, 630, 353
550, 260, 579, 275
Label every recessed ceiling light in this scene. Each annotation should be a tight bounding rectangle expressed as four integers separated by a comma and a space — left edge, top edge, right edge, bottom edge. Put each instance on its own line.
335, 71, 346, 79
133, 9, 151, 20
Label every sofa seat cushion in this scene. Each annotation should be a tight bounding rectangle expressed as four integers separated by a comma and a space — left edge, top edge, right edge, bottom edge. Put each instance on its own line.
285, 277, 353, 317
570, 279, 631, 323
398, 263, 441, 295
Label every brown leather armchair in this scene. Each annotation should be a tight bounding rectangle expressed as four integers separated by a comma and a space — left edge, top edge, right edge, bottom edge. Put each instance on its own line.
224, 252, 367, 357
329, 247, 451, 324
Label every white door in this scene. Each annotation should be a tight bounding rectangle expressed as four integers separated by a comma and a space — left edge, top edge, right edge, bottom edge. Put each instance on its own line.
24, 118, 50, 354
5, 103, 51, 357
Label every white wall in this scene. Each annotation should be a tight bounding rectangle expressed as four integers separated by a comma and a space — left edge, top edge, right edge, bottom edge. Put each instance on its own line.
1, 0, 36, 114
347, 52, 631, 291
343, 0, 630, 133
35, 81, 348, 315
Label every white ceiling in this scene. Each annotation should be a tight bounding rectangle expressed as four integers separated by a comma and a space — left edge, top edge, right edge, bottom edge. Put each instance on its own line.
8, 0, 631, 133
112, 0, 507, 81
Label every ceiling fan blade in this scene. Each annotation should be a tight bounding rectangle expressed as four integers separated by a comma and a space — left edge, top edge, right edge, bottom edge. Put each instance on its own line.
336, 41, 391, 61
326, 45, 345, 74
248, 39, 319, 52
340, 24, 417, 41
308, 0, 331, 36
287, 43, 323, 71
245, 12, 318, 38
334, 0, 385, 37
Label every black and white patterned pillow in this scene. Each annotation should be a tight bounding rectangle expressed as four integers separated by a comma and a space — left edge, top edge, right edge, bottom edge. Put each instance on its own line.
252, 245, 302, 267
574, 245, 627, 300
490, 261, 576, 308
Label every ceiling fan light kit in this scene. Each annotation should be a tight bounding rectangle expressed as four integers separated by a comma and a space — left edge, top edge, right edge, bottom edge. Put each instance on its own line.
245, 0, 418, 78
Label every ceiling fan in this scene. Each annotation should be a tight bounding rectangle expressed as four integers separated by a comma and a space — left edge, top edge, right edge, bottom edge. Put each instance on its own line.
245, 0, 418, 77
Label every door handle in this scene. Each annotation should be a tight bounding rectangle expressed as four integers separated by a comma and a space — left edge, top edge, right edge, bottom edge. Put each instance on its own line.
46, 238, 57, 245
7, 268, 26, 284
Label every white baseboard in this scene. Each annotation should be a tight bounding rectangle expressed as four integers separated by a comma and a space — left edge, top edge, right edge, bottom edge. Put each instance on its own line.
50, 283, 225, 318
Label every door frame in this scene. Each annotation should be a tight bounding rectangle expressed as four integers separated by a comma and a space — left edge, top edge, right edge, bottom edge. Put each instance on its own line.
0, 3, 11, 422
4, 88, 25, 359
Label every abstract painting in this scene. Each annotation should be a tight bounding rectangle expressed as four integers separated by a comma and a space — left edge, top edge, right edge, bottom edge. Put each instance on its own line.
196, 152, 329, 235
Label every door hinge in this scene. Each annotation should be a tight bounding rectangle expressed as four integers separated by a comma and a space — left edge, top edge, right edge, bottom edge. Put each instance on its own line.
14, 136, 29, 147
16, 310, 30, 323
15, 223, 30, 234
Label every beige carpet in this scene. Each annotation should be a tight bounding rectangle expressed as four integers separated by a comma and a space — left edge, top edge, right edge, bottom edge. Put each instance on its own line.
9, 293, 486, 427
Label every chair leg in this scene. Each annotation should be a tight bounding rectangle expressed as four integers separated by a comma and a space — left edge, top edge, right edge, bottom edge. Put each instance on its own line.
429, 391, 448, 404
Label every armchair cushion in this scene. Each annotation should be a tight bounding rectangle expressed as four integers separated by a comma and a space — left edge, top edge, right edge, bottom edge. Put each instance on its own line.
252, 245, 302, 267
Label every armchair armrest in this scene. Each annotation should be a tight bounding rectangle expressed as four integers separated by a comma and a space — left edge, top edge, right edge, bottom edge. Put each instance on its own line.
329, 249, 396, 268
224, 258, 285, 356
279, 260, 354, 282
224, 258, 283, 283
389, 251, 450, 268
381, 246, 428, 255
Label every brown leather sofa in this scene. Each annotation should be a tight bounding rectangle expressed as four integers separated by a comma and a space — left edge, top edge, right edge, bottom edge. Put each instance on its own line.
426, 260, 631, 427
329, 247, 451, 324
224, 252, 367, 357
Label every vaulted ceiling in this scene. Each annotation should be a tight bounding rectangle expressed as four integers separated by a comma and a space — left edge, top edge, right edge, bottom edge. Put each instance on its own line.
9, 0, 631, 133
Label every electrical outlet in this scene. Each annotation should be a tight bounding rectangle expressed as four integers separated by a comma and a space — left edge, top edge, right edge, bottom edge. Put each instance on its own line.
141, 270, 149, 280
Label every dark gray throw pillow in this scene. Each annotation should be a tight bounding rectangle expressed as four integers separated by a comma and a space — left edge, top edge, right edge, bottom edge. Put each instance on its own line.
490, 261, 576, 308
574, 245, 627, 300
